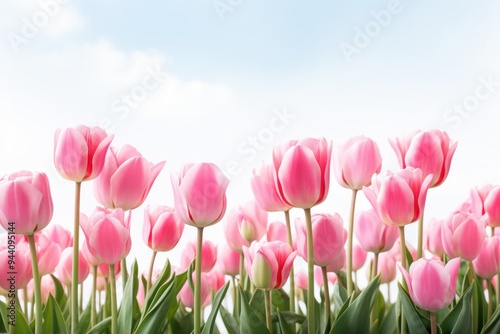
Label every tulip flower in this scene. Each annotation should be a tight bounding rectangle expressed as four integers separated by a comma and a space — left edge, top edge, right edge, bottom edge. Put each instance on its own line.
180, 239, 217, 273
484, 186, 500, 227
94, 144, 165, 211
251, 163, 291, 212
314, 266, 337, 287
42, 224, 73, 249
326, 249, 346, 273
218, 244, 240, 277
142, 204, 184, 252
56, 247, 90, 285
354, 209, 399, 254
424, 218, 446, 258
472, 237, 500, 279
0, 239, 33, 290
377, 252, 397, 284
17, 234, 62, 277
25, 275, 56, 305
179, 272, 211, 309
266, 221, 288, 243
468, 184, 495, 217
441, 211, 485, 261
224, 201, 268, 252
352, 244, 367, 272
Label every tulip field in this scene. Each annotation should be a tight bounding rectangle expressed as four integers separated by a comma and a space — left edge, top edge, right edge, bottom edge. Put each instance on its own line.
2, 126, 500, 334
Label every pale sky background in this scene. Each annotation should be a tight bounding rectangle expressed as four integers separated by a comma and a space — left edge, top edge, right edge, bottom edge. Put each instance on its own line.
1, 0, 500, 287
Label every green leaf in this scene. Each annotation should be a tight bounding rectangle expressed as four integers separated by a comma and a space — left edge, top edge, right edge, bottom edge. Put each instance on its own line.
332, 283, 348, 320
142, 259, 171, 312
201, 281, 230, 334
7, 305, 33, 334
118, 260, 139, 334
378, 303, 397, 334
86, 317, 111, 334
238, 287, 270, 334
78, 300, 91, 334
249, 289, 266, 323
397, 283, 431, 334
42, 294, 68, 334
439, 283, 473, 334
50, 274, 68, 312
271, 288, 290, 312
220, 306, 240, 334
0, 299, 7, 333
277, 311, 295, 334
482, 301, 500, 334
330, 276, 381, 334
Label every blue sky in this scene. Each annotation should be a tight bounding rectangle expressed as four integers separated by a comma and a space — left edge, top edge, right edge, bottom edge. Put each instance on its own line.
1, 0, 500, 279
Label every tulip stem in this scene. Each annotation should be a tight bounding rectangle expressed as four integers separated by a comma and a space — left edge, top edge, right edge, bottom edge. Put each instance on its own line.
90, 265, 97, 327
417, 215, 424, 259
9, 322, 14, 334
194, 227, 204, 334
109, 264, 118, 334
497, 273, 500, 309
346, 189, 358, 296
284, 210, 296, 314
265, 289, 273, 334
72, 181, 81, 334
469, 262, 478, 334
146, 251, 157, 295
372, 253, 379, 281
399, 226, 408, 334
27, 234, 42, 334
79, 283, 83, 314
23, 287, 28, 316
430, 312, 437, 334
304, 208, 316, 334
321, 266, 331, 324
487, 279, 494, 319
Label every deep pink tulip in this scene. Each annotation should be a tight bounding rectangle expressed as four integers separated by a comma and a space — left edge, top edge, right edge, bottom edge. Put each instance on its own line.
377, 252, 397, 284
441, 211, 485, 261
390, 129, 457, 188
398, 258, 460, 312
251, 163, 292, 212
472, 236, 500, 279
218, 244, 240, 277
0, 236, 33, 290
42, 224, 73, 249
352, 244, 368, 272
354, 209, 399, 254
243, 240, 296, 290
94, 145, 165, 210
295, 213, 346, 267
333, 135, 382, 190
484, 186, 500, 227
314, 266, 337, 287
363, 168, 432, 226
56, 247, 90, 285
266, 221, 288, 243
180, 239, 217, 273
224, 201, 268, 252
424, 218, 446, 257
54, 125, 113, 182
171, 162, 229, 228
273, 138, 332, 209
142, 204, 184, 252
0, 171, 53, 235
179, 272, 210, 309
80, 208, 132, 265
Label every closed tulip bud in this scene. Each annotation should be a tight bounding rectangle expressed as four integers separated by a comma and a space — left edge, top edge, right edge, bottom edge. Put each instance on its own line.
377, 253, 397, 284
354, 209, 399, 254
224, 201, 268, 252
424, 218, 445, 257
472, 236, 500, 279
142, 204, 184, 252
217, 244, 240, 277
56, 247, 90, 285
180, 239, 217, 273
42, 224, 73, 249
266, 221, 288, 243
251, 163, 292, 212
441, 211, 485, 261
352, 244, 367, 272
484, 186, 500, 227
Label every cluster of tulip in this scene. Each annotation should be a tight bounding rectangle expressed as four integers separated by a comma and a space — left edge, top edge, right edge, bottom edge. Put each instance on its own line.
1, 125, 500, 334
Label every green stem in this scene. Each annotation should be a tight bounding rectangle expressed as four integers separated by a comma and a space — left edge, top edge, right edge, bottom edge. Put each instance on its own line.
265, 289, 273, 334
79, 283, 83, 314
146, 251, 157, 295
469, 262, 477, 334
90, 265, 97, 327
194, 227, 204, 334
321, 266, 331, 324
304, 208, 316, 334
372, 253, 379, 281
27, 234, 42, 334
103, 278, 109, 319
497, 273, 500, 309
239, 252, 246, 288
9, 322, 15, 334
399, 226, 408, 334
121, 257, 129, 291
346, 189, 358, 296
231, 276, 237, 314
284, 210, 296, 314
417, 214, 424, 259
487, 279, 494, 320
23, 287, 28, 316
109, 264, 118, 334
430, 312, 437, 334
72, 181, 81, 334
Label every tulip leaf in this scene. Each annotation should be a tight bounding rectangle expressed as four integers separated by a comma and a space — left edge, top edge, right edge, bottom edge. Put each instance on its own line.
86, 317, 111, 334
0, 299, 7, 333
272, 288, 290, 312
50, 274, 68, 312
7, 304, 33, 334
249, 289, 266, 323
142, 259, 172, 312
277, 311, 295, 334
397, 283, 432, 334
482, 300, 500, 334
377, 303, 397, 334
118, 260, 140, 334
220, 306, 241, 334
78, 299, 92, 334
330, 276, 381, 334
238, 287, 270, 334
332, 283, 348, 319
201, 281, 230, 334
439, 283, 473, 334
42, 294, 68, 334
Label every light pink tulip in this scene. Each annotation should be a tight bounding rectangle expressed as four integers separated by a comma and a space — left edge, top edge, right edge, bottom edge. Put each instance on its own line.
326, 249, 346, 273
180, 239, 217, 273
424, 218, 446, 257
24, 275, 56, 304
266, 221, 288, 243
94, 145, 165, 210
363, 168, 432, 226
243, 240, 296, 290
171, 162, 229, 228
207, 267, 226, 294
42, 224, 73, 249
0, 237, 33, 290
390, 129, 457, 188
142, 204, 184, 252
54, 125, 113, 182
295, 270, 309, 290
218, 244, 240, 277
388, 238, 417, 263
468, 184, 495, 217
484, 186, 500, 227
472, 236, 500, 279
295, 213, 347, 267
398, 258, 460, 312
0, 171, 53, 235
377, 253, 397, 284
80, 208, 132, 265
224, 201, 268, 252
441, 211, 485, 261
16, 234, 61, 276
251, 163, 292, 212
56, 247, 90, 285
354, 209, 399, 253
273, 138, 332, 209
314, 266, 337, 287
179, 272, 210, 309
333, 135, 382, 190
352, 244, 367, 272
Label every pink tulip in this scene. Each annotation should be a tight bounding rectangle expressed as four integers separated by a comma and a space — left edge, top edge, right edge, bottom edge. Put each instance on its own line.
314, 266, 337, 287
94, 145, 165, 210
472, 237, 500, 279
251, 163, 292, 212
207, 267, 226, 294
266, 221, 288, 243
224, 201, 268, 252
354, 209, 399, 253
42, 224, 73, 249
0, 237, 33, 290
352, 244, 367, 272
54, 125, 113, 182
273, 138, 332, 209
469, 184, 495, 217
217, 244, 240, 277
80, 208, 132, 265
243, 240, 296, 290
390, 129, 457, 188
96, 261, 121, 279
398, 258, 461, 312
82, 239, 101, 266
16, 234, 61, 276
0, 171, 53, 235
56, 247, 90, 285
24, 275, 56, 304
295, 213, 347, 267
424, 218, 446, 257
142, 204, 184, 252
179, 272, 210, 309
484, 186, 500, 227
363, 168, 432, 226
326, 250, 346, 273
441, 211, 485, 261
377, 253, 397, 284
171, 162, 229, 228
180, 239, 217, 273
295, 270, 309, 290
388, 238, 417, 263
333, 135, 382, 190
